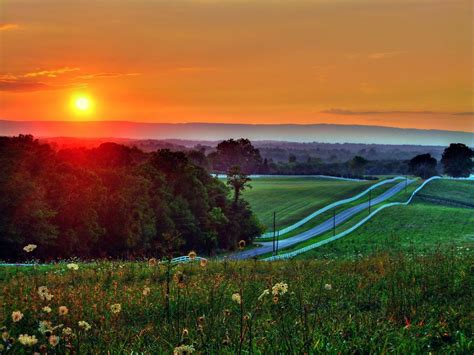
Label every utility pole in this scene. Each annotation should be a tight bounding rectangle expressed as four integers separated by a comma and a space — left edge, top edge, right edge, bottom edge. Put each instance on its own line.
272, 211, 276, 255
405, 176, 408, 194
276, 230, 279, 254
368, 189, 372, 214
333, 207, 336, 236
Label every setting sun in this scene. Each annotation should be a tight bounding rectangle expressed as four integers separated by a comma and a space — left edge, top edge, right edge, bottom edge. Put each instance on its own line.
71, 95, 94, 115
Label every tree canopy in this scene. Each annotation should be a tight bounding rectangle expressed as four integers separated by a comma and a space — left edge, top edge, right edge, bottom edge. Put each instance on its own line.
441, 143, 473, 178
0, 135, 262, 261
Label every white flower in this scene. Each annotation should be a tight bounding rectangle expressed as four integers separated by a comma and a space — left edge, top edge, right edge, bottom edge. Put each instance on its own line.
67, 263, 79, 270
42, 306, 52, 313
62, 327, 73, 336
38, 286, 54, 301
324, 283, 332, 290
23, 244, 37, 253
78, 320, 92, 331
38, 320, 53, 334
271, 282, 288, 296
142, 286, 151, 296
110, 303, 121, 314
18, 334, 38, 346
232, 292, 242, 304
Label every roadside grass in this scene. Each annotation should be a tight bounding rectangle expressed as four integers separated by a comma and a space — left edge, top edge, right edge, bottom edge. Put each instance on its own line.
293, 201, 474, 260
0, 251, 472, 353
257, 178, 406, 242
416, 179, 474, 205
243, 177, 376, 230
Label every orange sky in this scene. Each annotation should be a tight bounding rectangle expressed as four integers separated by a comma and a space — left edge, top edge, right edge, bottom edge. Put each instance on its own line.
0, 0, 473, 132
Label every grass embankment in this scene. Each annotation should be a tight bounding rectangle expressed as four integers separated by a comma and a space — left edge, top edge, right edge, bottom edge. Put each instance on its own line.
295, 180, 474, 259
1, 251, 472, 353
243, 177, 376, 230
257, 178, 407, 242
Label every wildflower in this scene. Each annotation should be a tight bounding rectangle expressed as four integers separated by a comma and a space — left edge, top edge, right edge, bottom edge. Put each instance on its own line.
243, 314, 250, 321
23, 244, 37, 253
49, 335, 59, 347
18, 334, 38, 346
38, 286, 54, 301
223, 309, 231, 317
110, 303, 121, 314
182, 328, 189, 337
238, 240, 246, 250
188, 251, 197, 260
324, 283, 332, 290
271, 282, 288, 296
12, 311, 23, 322
148, 258, 158, 267
273, 296, 279, 304
66, 263, 79, 270
42, 306, 52, 313
258, 289, 270, 300
173, 344, 195, 354
232, 292, 242, 304
199, 258, 208, 267
2, 331, 9, 341
78, 321, 92, 331
197, 316, 205, 324
59, 306, 69, 316
143, 286, 151, 296
62, 327, 73, 336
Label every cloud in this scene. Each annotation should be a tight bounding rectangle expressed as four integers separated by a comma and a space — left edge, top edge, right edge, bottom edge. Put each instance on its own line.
367, 51, 403, 60
76, 72, 140, 80
321, 109, 436, 115
0, 23, 19, 31
0, 80, 52, 92
452, 112, 474, 116
23, 67, 80, 78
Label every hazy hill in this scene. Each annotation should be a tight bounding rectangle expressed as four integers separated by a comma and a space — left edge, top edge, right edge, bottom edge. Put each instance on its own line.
1, 120, 472, 146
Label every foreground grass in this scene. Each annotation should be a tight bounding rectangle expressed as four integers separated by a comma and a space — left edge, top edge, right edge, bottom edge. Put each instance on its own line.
1, 251, 473, 353
243, 177, 375, 229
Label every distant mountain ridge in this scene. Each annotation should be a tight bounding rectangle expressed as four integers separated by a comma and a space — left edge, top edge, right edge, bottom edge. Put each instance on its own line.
0, 120, 472, 146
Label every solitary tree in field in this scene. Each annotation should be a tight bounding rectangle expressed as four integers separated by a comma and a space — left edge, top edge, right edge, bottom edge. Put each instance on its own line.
211, 138, 262, 174
441, 143, 474, 177
226, 166, 252, 204
408, 153, 438, 179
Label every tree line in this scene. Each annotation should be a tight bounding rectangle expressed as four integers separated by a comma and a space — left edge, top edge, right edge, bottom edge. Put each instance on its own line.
0, 135, 262, 261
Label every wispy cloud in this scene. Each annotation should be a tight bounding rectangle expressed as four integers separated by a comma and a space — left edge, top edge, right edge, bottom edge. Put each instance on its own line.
0, 23, 19, 31
23, 67, 80, 78
0, 80, 53, 92
76, 72, 140, 80
367, 51, 403, 60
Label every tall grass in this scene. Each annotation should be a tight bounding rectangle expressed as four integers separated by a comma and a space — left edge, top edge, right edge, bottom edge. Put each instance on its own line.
1, 250, 472, 353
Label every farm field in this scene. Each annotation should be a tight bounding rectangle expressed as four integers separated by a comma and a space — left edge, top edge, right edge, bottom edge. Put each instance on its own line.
242, 176, 377, 229
0, 252, 472, 353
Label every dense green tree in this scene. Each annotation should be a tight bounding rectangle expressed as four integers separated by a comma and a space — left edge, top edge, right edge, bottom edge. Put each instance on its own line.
350, 156, 369, 176
211, 138, 262, 174
226, 166, 252, 204
408, 154, 438, 179
441, 143, 473, 177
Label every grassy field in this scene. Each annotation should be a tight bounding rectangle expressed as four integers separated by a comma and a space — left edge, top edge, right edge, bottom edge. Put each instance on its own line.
416, 179, 474, 206
1, 251, 472, 353
294, 200, 474, 259
243, 177, 376, 230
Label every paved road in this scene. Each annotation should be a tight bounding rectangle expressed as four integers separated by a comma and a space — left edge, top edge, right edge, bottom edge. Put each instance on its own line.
230, 179, 413, 259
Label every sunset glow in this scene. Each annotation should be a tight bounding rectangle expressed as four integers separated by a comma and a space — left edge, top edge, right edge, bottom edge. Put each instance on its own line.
0, 0, 472, 131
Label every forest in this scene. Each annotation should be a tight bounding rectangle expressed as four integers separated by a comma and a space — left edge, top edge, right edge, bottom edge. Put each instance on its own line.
0, 135, 261, 261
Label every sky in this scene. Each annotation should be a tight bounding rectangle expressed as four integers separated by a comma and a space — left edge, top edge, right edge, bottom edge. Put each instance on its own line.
0, 0, 473, 132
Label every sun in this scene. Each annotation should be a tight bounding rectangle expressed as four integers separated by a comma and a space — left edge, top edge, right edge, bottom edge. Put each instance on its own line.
71, 94, 94, 115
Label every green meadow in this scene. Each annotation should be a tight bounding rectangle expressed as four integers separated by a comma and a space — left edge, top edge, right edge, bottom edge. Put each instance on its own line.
243, 177, 376, 229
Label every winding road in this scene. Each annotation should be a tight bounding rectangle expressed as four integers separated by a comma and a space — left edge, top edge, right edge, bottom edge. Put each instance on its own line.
231, 179, 414, 259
